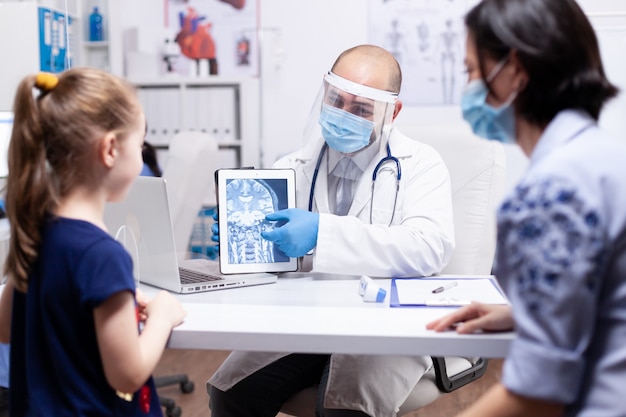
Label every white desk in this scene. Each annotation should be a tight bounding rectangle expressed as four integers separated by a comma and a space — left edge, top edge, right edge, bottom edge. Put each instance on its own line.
141, 273, 514, 358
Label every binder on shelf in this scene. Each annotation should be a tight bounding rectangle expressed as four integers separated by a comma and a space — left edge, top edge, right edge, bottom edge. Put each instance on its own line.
390, 276, 509, 308
161, 87, 180, 144
216, 86, 238, 141
138, 88, 158, 144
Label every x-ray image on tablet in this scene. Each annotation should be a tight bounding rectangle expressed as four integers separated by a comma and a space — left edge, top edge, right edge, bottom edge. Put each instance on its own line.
215, 168, 297, 274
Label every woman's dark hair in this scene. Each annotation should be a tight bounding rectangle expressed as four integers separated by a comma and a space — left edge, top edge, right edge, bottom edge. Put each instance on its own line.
142, 141, 162, 177
466, 0, 618, 125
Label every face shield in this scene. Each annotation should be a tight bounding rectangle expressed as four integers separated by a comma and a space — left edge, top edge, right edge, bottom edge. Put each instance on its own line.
303, 71, 398, 154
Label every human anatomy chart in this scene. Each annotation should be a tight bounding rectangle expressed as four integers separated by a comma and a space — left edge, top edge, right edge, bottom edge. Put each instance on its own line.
370, 0, 470, 105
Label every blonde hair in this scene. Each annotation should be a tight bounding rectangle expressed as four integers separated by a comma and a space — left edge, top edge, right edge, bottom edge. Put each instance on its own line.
5, 68, 140, 292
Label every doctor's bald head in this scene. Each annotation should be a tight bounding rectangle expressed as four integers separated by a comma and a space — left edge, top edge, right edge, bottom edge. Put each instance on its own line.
331, 45, 402, 95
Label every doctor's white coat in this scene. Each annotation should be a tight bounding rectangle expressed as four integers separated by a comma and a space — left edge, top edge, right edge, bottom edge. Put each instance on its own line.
209, 128, 455, 416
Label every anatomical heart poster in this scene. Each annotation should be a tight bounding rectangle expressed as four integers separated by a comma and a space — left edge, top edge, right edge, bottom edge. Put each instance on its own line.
166, 0, 258, 77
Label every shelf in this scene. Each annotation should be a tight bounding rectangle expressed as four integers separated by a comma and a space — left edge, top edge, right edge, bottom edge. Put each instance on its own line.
133, 78, 260, 169
83, 40, 109, 48
128, 76, 258, 87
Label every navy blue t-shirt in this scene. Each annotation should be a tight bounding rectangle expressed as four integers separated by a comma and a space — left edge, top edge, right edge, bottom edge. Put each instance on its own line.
9, 217, 162, 417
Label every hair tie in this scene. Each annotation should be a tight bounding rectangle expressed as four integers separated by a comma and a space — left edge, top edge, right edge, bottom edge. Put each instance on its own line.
35, 72, 59, 92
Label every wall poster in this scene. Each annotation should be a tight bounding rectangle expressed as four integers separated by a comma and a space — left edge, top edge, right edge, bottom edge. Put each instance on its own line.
166, 0, 258, 77
38, 7, 74, 73
369, 0, 469, 105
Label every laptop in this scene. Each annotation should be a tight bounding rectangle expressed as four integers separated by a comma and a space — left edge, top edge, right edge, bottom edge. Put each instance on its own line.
103, 176, 278, 293
0, 111, 13, 178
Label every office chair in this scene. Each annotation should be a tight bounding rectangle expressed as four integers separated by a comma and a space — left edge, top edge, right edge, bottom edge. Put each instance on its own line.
280, 127, 506, 416
155, 375, 195, 417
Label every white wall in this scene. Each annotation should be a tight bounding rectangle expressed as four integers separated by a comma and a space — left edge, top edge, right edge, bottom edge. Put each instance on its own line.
258, 0, 626, 167
258, 0, 369, 166
80, 0, 626, 167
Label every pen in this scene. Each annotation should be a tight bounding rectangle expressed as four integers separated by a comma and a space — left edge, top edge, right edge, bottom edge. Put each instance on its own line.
431, 281, 458, 294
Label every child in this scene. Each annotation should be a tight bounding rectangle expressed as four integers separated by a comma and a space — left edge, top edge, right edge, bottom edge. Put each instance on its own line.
0, 68, 186, 416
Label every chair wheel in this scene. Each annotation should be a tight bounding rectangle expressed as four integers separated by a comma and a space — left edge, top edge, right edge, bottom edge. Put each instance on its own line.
180, 380, 195, 393
166, 405, 182, 417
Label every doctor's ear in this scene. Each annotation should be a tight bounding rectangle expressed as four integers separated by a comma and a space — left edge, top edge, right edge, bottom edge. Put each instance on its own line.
392, 100, 403, 121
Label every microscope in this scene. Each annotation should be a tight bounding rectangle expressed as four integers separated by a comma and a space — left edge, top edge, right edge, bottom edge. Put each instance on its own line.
162, 38, 181, 75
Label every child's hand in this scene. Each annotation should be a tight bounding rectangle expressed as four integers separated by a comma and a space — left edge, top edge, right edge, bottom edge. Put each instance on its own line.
145, 291, 187, 328
135, 288, 150, 323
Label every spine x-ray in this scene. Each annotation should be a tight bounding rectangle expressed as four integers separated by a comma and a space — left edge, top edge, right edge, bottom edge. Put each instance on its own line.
225, 178, 289, 264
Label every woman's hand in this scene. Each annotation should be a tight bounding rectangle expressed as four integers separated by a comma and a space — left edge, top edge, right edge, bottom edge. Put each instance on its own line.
426, 302, 514, 334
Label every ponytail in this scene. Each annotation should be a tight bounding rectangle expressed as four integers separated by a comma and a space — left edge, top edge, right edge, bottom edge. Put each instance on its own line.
4, 74, 59, 292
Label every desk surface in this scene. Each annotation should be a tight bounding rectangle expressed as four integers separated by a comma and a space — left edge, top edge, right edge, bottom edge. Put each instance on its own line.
141, 273, 514, 358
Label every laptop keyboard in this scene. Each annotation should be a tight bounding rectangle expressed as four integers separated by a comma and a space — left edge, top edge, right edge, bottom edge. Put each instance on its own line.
179, 267, 223, 284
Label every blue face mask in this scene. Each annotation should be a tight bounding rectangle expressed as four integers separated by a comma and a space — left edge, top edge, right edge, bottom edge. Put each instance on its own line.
461, 77, 516, 144
319, 104, 375, 153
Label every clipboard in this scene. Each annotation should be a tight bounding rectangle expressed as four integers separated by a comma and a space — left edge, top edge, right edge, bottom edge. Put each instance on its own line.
390, 276, 509, 307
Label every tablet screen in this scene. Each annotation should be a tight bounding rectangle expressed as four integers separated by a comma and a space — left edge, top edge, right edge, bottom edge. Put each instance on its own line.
215, 168, 298, 274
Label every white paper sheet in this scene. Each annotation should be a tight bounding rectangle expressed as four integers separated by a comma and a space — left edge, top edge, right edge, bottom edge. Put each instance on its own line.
394, 278, 509, 306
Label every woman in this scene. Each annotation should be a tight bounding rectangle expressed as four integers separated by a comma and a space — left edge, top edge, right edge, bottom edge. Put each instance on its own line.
428, 0, 626, 416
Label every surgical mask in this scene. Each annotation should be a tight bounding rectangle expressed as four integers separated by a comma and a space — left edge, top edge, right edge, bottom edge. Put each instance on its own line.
461, 58, 517, 144
319, 104, 375, 153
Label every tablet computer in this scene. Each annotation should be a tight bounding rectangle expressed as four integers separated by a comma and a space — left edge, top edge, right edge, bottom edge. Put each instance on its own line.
215, 168, 298, 274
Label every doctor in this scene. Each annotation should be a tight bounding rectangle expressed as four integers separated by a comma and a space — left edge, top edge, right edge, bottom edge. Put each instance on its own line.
208, 45, 455, 417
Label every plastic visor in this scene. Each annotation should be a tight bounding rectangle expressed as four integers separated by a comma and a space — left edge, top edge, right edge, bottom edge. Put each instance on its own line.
323, 72, 396, 140
324, 72, 398, 104
301, 72, 398, 152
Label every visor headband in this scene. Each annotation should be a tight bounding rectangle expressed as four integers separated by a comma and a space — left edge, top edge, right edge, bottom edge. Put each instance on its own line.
325, 72, 398, 104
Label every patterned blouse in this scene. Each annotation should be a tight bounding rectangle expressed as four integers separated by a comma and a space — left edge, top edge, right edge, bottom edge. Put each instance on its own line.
496, 110, 626, 417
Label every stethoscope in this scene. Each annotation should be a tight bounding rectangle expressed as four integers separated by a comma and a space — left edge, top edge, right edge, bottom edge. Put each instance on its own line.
308, 142, 402, 226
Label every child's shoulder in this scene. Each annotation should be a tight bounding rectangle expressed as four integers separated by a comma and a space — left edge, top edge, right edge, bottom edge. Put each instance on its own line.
44, 217, 119, 254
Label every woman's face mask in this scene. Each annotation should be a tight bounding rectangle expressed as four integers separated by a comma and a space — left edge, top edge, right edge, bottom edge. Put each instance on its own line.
461, 57, 517, 144
319, 104, 375, 153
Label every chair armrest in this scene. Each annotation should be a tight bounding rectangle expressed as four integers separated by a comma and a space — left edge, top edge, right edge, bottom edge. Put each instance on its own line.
431, 356, 489, 393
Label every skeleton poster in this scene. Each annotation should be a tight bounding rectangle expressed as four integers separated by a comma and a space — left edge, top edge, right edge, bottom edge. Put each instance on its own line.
369, 0, 469, 105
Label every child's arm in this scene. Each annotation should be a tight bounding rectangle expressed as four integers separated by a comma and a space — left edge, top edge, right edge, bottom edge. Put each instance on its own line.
0, 280, 14, 343
456, 383, 564, 417
94, 290, 186, 394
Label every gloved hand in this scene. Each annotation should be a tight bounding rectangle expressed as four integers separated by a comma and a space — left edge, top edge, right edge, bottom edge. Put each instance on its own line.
211, 210, 220, 253
261, 208, 320, 258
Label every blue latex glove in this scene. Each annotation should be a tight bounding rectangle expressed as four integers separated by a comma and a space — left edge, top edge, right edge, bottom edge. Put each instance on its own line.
211, 211, 220, 253
261, 208, 320, 257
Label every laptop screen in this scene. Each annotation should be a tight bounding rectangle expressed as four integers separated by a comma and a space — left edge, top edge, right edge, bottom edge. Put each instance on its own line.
0, 111, 13, 178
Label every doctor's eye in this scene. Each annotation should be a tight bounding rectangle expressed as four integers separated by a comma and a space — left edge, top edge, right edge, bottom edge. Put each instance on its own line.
351, 102, 374, 119
330, 97, 346, 110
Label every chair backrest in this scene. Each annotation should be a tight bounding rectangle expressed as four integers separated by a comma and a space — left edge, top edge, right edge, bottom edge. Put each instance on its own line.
403, 126, 506, 275
162, 131, 218, 261
279, 127, 508, 417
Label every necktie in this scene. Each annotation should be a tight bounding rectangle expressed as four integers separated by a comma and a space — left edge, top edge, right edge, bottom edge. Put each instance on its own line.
334, 157, 356, 216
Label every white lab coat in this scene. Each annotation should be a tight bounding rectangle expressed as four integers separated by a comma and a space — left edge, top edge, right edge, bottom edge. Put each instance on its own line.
209, 128, 455, 416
